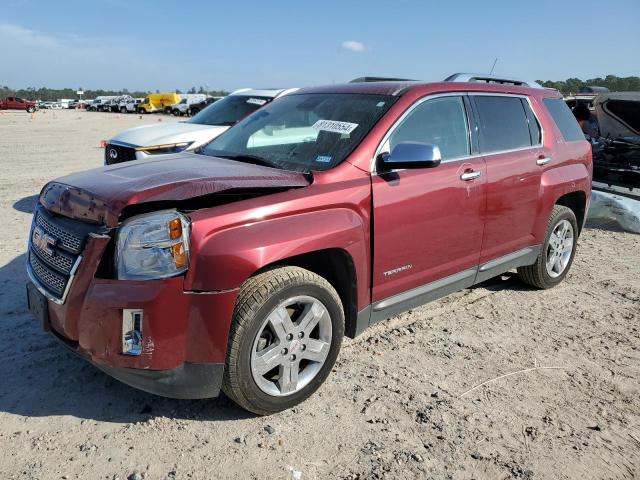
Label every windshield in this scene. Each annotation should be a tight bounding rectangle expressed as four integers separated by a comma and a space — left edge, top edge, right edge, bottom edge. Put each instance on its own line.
202, 93, 396, 172
189, 95, 272, 127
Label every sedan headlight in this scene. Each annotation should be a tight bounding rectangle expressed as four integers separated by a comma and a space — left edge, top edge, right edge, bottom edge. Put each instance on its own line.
116, 210, 190, 280
136, 142, 193, 155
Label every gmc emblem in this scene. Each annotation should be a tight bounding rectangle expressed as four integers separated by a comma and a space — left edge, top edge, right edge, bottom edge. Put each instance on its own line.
32, 226, 56, 256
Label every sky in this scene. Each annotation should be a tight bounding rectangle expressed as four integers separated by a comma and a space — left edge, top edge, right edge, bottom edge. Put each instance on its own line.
1, 0, 639, 92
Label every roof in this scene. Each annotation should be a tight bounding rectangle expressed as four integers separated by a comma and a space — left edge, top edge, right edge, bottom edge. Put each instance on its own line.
294, 81, 558, 98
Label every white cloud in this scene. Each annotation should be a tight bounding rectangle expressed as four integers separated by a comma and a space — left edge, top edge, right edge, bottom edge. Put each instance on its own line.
341, 40, 367, 53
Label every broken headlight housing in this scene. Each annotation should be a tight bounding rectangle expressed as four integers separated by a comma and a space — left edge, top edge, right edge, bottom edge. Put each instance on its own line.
116, 210, 190, 280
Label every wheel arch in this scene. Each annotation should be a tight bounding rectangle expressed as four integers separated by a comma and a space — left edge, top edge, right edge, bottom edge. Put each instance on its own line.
555, 190, 587, 234
252, 248, 360, 339
186, 206, 371, 334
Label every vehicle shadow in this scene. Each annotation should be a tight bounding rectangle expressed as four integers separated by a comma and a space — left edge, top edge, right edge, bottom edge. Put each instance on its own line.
0, 252, 253, 423
12, 194, 39, 213
470, 271, 531, 292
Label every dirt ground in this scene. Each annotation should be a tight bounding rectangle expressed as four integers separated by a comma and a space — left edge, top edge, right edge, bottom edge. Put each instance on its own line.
0, 109, 638, 480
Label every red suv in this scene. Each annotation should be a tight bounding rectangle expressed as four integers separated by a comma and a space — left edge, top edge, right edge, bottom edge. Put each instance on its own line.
26, 74, 591, 414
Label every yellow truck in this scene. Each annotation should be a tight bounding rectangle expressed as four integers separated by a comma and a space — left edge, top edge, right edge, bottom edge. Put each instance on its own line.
137, 93, 181, 113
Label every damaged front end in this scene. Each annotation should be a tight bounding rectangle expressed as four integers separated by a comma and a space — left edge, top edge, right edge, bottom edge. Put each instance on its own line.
26, 153, 310, 398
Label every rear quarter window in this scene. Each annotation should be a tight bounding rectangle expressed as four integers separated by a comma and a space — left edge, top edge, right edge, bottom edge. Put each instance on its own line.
543, 98, 585, 142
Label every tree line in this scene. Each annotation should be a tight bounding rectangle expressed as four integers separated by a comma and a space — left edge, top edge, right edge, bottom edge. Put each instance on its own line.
537, 75, 640, 93
0, 86, 229, 101
3, 76, 640, 100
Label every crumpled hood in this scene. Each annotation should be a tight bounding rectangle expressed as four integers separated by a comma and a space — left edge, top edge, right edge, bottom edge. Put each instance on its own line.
39, 153, 310, 227
595, 92, 640, 139
110, 121, 229, 148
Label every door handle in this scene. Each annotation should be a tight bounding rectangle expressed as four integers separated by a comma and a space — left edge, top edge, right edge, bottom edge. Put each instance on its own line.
460, 171, 481, 181
536, 157, 551, 166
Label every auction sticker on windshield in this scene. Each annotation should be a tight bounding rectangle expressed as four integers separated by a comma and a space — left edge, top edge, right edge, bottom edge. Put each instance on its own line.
312, 119, 359, 135
246, 98, 267, 106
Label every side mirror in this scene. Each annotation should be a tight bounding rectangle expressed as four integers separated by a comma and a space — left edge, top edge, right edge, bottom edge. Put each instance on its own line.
378, 142, 442, 171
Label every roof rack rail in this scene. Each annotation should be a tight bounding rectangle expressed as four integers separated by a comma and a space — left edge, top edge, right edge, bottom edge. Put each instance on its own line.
349, 76, 416, 83
444, 73, 543, 89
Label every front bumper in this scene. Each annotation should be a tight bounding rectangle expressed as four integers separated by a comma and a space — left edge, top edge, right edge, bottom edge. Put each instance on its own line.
50, 323, 224, 399
98, 362, 224, 399
28, 232, 239, 399
38, 275, 237, 398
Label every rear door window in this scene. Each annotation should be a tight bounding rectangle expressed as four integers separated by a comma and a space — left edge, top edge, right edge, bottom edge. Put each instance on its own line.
473, 96, 532, 153
543, 98, 585, 142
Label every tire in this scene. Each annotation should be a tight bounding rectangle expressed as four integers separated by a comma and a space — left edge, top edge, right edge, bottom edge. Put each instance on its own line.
518, 205, 578, 289
120, 107, 127, 113
26, 106, 35, 113
223, 266, 344, 415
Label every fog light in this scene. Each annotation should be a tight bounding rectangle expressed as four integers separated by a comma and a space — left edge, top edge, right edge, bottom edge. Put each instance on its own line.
122, 309, 143, 356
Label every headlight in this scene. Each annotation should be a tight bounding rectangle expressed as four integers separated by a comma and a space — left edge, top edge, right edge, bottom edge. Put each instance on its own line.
136, 142, 193, 155
116, 210, 190, 280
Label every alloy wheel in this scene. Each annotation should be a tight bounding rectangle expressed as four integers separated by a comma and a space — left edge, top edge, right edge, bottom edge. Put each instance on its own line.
250, 295, 332, 397
546, 219, 574, 278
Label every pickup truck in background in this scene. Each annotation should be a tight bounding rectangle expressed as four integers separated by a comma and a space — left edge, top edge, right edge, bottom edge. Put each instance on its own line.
171, 94, 208, 116
0, 97, 37, 112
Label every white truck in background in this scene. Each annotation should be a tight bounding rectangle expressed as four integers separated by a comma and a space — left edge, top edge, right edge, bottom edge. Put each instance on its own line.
171, 94, 208, 116
119, 97, 144, 113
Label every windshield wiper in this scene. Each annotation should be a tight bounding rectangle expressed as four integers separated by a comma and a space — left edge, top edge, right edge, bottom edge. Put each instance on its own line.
215, 153, 282, 169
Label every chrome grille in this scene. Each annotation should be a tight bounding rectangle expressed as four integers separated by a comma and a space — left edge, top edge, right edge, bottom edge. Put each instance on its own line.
31, 240, 75, 274
29, 251, 66, 296
27, 206, 99, 302
35, 211, 83, 253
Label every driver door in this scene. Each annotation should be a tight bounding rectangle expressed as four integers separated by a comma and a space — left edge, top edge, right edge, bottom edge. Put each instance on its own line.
371, 94, 487, 317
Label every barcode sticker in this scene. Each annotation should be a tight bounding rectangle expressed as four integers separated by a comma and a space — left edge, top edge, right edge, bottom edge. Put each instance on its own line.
312, 119, 358, 135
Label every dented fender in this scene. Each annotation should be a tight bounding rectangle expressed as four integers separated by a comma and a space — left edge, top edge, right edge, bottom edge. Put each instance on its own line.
182, 167, 373, 310
186, 208, 370, 307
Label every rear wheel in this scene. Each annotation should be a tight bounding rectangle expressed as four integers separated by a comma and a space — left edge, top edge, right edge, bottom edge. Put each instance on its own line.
518, 205, 578, 289
223, 267, 344, 415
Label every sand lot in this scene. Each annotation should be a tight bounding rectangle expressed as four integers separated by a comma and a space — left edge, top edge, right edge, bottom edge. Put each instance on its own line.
0, 109, 639, 480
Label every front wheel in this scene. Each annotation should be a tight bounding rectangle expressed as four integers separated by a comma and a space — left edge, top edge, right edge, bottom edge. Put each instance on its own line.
26, 106, 36, 113
223, 267, 344, 415
518, 205, 578, 289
